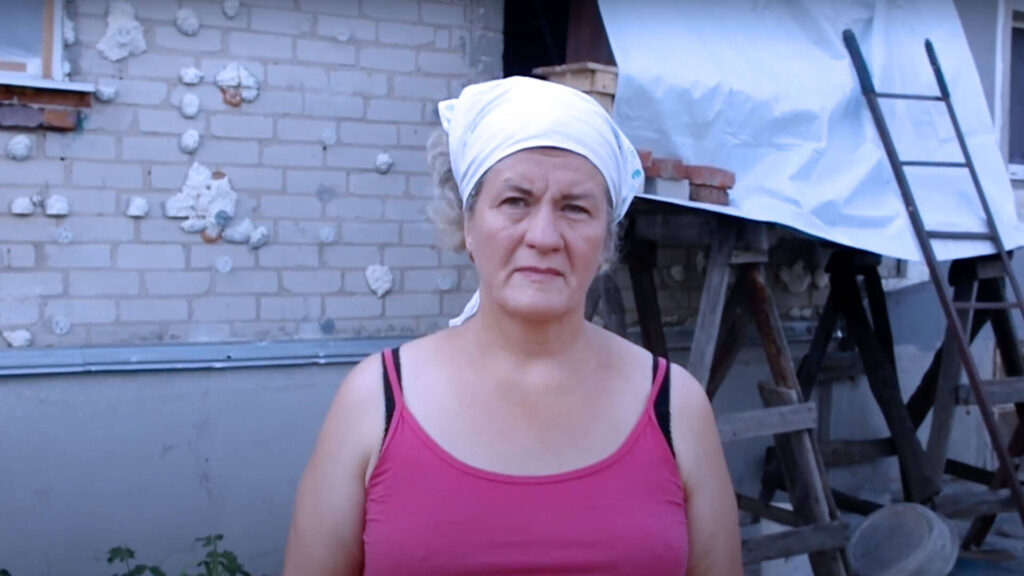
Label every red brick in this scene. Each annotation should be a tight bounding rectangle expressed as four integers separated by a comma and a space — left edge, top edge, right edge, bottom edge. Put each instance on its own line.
682, 164, 735, 189
689, 184, 729, 206
638, 149, 656, 177
42, 108, 79, 130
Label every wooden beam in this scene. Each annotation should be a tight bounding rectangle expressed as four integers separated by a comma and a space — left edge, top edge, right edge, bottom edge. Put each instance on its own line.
935, 488, 1018, 518
742, 521, 849, 565
717, 403, 817, 442
42, 0, 55, 79
736, 493, 802, 527
688, 220, 735, 386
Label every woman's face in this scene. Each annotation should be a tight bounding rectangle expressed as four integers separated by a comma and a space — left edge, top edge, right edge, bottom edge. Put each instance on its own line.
464, 147, 610, 323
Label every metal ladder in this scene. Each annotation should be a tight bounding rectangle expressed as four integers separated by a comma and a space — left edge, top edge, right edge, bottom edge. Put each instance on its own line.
843, 29, 1024, 529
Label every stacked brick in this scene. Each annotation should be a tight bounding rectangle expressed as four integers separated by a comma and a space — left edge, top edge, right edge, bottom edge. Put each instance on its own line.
0, 0, 502, 347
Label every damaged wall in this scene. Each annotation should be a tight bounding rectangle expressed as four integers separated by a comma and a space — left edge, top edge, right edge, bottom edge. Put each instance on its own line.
0, 0, 503, 348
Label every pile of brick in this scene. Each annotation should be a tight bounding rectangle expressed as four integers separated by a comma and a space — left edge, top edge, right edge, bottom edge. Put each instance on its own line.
638, 149, 734, 206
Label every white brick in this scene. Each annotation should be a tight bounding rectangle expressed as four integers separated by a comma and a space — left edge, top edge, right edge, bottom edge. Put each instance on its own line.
180, 0, 250, 29
229, 32, 293, 58
435, 29, 450, 49
260, 195, 322, 218
258, 245, 319, 268
196, 140, 261, 166
118, 245, 186, 269
399, 125, 434, 148
132, 2, 179, 20
231, 322, 298, 340
339, 121, 397, 145
277, 220, 332, 243
268, 64, 329, 89
46, 299, 117, 323
404, 268, 458, 292
419, 51, 467, 74
421, 2, 466, 25
359, 47, 416, 71
323, 245, 380, 268
138, 110, 202, 134
263, 144, 324, 167
374, 148, 429, 172
0, 272, 63, 296
244, 90, 305, 115
145, 271, 211, 296
385, 246, 439, 268
43, 245, 112, 268
285, 169, 346, 193
260, 296, 320, 320
3, 161, 64, 185
154, 26, 222, 51
325, 196, 384, 219
348, 172, 406, 196
283, 270, 342, 293
215, 270, 280, 294
342, 222, 399, 244
89, 324, 163, 344
0, 245, 36, 268
48, 188, 117, 215
342, 271, 368, 292
69, 271, 140, 296
127, 54, 197, 78
113, 80, 168, 105
316, 15, 376, 40
72, 162, 142, 188
296, 39, 356, 65
191, 245, 255, 268
385, 293, 440, 316
303, 93, 364, 118
0, 300, 39, 325
69, 217, 135, 241
366, 99, 422, 122
220, 166, 283, 190
328, 70, 389, 96
74, 16, 106, 44
82, 107, 135, 132
121, 136, 181, 162
361, 0, 418, 22
408, 175, 434, 197
211, 115, 275, 139
166, 323, 232, 342
324, 295, 382, 318
137, 219, 201, 244
325, 146, 384, 169
76, 47, 121, 76
250, 7, 314, 34
150, 165, 189, 189
4, 220, 57, 242
402, 222, 437, 245
118, 299, 188, 322
385, 198, 428, 221
379, 22, 435, 46
44, 130, 115, 156
277, 118, 337, 142
300, 0, 360, 17
394, 76, 450, 99
171, 84, 229, 113
194, 297, 257, 321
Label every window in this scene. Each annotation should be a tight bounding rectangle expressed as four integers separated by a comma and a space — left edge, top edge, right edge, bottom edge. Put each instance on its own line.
0, 0, 66, 86
1008, 11, 1024, 178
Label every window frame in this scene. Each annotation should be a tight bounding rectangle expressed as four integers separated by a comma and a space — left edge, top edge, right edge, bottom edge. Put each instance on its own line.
0, 0, 91, 93
1007, 13, 1024, 179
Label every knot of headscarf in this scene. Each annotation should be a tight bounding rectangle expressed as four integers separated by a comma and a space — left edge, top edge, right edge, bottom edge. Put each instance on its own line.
438, 76, 644, 326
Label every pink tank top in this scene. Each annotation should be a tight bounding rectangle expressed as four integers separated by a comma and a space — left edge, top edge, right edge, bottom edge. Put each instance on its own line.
362, 349, 689, 575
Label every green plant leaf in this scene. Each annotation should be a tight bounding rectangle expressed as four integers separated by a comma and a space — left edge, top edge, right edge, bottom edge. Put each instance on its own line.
108, 546, 136, 565
147, 567, 167, 576
1, 568, 12, 576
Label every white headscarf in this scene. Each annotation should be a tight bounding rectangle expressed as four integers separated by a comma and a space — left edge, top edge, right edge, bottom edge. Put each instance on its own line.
438, 76, 644, 326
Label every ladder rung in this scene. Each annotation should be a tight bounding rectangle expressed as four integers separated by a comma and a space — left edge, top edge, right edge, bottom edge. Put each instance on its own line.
927, 230, 994, 241
953, 301, 1021, 311
957, 377, 1024, 406
900, 160, 969, 168
875, 92, 944, 102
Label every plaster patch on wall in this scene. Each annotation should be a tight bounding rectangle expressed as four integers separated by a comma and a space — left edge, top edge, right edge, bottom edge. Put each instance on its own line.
180, 129, 201, 154
63, 9, 76, 46
62, 59, 72, 80
95, 82, 118, 102
175, 8, 200, 37
365, 264, 394, 298
375, 151, 394, 174
779, 261, 812, 294
215, 256, 233, 273
179, 66, 204, 85
248, 226, 270, 249
165, 162, 238, 237
51, 316, 71, 336
6, 135, 33, 161
55, 227, 73, 244
334, 25, 352, 42
813, 267, 829, 289
222, 217, 253, 243
2, 329, 32, 348
669, 265, 685, 283
97, 1, 147, 62
44, 195, 70, 217
126, 196, 150, 218
318, 226, 336, 244
321, 128, 337, 147
180, 93, 200, 118
10, 197, 34, 216
215, 62, 259, 106
222, 0, 241, 19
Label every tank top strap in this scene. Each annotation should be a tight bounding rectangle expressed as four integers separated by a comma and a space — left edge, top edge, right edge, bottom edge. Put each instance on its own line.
381, 347, 405, 447
651, 356, 675, 458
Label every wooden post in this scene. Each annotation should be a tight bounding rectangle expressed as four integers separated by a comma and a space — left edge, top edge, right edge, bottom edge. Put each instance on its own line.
688, 221, 736, 386
624, 236, 668, 358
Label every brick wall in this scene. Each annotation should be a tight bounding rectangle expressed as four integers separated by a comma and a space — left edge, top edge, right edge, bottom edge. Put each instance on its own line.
0, 0, 502, 347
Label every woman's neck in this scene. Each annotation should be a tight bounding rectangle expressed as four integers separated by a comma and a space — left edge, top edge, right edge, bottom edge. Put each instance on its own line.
461, 299, 592, 365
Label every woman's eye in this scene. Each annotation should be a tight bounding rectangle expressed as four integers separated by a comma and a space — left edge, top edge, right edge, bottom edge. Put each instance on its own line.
563, 204, 589, 215
501, 197, 527, 207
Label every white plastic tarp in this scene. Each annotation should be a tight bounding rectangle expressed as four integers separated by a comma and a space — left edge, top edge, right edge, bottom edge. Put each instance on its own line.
599, 0, 1024, 261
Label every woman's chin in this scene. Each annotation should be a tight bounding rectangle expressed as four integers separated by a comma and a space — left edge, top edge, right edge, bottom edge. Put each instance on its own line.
496, 295, 578, 322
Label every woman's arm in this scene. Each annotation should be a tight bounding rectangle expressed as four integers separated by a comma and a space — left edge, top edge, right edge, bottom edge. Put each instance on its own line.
282, 356, 384, 576
669, 363, 743, 576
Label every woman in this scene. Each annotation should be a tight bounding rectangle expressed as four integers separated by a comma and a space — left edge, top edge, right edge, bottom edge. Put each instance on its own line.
283, 76, 741, 575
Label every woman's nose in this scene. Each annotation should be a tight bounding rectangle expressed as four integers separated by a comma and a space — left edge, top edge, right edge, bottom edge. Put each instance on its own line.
523, 205, 563, 251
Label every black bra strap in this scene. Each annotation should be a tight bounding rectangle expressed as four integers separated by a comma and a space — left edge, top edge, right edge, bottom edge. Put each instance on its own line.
381, 347, 403, 446
653, 356, 675, 458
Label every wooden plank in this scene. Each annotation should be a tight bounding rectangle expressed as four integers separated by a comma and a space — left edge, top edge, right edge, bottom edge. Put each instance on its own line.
718, 403, 818, 442
688, 221, 735, 386
957, 378, 1024, 406
742, 521, 849, 566
42, 0, 55, 79
624, 237, 668, 358
797, 289, 839, 399
707, 282, 749, 401
736, 493, 802, 527
820, 438, 895, 467
926, 277, 973, 478
935, 488, 1017, 518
